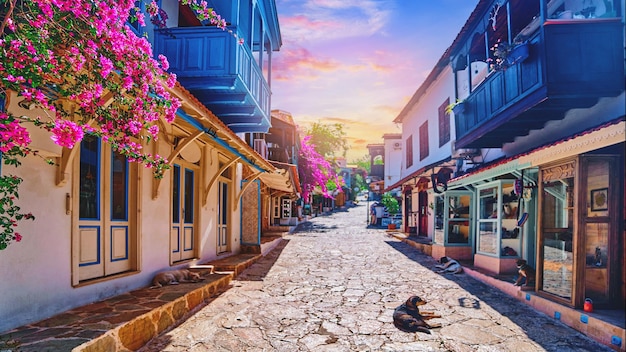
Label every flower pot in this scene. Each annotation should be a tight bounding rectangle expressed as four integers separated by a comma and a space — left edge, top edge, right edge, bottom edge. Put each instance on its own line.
452, 102, 465, 115
506, 43, 529, 66
388, 223, 397, 230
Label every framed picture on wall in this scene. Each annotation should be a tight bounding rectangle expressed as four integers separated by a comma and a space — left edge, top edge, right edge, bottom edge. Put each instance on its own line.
590, 188, 608, 212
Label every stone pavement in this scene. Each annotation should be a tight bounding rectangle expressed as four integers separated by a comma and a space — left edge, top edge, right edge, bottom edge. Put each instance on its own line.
140, 204, 613, 352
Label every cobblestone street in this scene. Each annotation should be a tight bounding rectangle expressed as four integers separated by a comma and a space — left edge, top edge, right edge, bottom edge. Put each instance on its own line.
140, 203, 612, 352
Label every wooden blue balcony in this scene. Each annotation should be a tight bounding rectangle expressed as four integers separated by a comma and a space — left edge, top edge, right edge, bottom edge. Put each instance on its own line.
154, 27, 271, 133
455, 19, 624, 149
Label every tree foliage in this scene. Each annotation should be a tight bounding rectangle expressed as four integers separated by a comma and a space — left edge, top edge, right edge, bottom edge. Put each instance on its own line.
351, 155, 371, 173
306, 122, 347, 158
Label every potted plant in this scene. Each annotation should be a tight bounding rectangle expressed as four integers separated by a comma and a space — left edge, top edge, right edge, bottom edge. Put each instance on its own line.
445, 99, 465, 115
381, 192, 400, 229
488, 39, 529, 71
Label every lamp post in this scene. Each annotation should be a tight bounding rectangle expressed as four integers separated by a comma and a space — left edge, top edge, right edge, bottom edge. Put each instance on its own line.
366, 178, 371, 226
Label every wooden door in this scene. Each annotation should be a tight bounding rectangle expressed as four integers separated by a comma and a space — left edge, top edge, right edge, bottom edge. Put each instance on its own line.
217, 181, 229, 253
76, 137, 134, 282
171, 164, 196, 263
418, 191, 428, 236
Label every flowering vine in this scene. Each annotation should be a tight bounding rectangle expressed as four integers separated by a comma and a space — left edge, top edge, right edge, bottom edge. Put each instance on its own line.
0, 0, 229, 250
298, 135, 343, 202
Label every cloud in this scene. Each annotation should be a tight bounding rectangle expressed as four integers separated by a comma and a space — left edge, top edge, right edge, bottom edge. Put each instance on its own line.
278, 0, 392, 42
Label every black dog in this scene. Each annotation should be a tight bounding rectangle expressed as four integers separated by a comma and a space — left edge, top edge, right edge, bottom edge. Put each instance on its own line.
393, 296, 441, 333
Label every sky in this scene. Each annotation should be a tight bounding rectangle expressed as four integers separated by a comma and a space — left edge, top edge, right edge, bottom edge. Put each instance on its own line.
271, 0, 480, 162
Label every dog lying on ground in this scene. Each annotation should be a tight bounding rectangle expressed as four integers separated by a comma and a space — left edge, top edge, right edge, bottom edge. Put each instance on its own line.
514, 259, 535, 287
151, 269, 204, 288
393, 296, 441, 334
435, 256, 463, 274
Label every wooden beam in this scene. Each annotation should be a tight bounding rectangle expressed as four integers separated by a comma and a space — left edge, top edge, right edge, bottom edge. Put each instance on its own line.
203, 157, 240, 206
234, 172, 263, 211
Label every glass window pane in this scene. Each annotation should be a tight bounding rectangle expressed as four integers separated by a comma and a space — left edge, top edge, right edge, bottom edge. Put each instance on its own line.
542, 178, 574, 229
479, 186, 498, 219
184, 169, 194, 223
111, 151, 128, 221
221, 183, 228, 224
541, 174, 574, 299
478, 221, 498, 254
542, 231, 573, 299
449, 194, 471, 219
448, 219, 470, 244
172, 166, 180, 223
587, 159, 609, 217
80, 136, 100, 219
434, 196, 444, 244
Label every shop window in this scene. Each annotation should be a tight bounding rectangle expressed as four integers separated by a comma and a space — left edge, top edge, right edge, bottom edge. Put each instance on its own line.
434, 196, 444, 244
477, 185, 499, 255
583, 157, 612, 304
476, 180, 520, 257
539, 161, 575, 300
433, 192, 472, 246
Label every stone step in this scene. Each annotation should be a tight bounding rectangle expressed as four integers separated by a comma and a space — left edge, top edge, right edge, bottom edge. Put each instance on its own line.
0, 274, 232, 352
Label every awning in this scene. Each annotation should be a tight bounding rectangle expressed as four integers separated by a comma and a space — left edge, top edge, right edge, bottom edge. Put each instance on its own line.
448, 118, 625, 188
259, 161, 301, 197
384, 157, 457, 192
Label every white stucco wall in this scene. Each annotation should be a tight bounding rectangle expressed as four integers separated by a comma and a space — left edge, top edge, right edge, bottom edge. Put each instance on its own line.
0, 131, 245, 333
401, 66, 456, 179
383, 138, 403, 190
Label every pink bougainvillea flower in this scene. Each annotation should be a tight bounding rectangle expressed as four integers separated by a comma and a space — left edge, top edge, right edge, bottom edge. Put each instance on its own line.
50, 120, 85, 149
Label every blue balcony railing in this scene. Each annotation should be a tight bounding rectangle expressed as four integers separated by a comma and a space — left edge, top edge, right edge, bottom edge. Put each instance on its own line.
455, 19, 623, 149
154, 26, 271, 133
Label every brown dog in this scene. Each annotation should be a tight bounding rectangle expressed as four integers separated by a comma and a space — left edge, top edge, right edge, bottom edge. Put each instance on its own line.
151, 269, 204, 288
514, 259, 535, 287
393, 296, 441, 334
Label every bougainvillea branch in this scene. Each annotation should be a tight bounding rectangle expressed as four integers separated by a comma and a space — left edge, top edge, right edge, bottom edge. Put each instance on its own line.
0, 0, 229, 250
298, 135, 343, 201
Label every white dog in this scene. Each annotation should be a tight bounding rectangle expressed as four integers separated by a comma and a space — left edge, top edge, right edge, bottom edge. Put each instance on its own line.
435, 256, 463, 274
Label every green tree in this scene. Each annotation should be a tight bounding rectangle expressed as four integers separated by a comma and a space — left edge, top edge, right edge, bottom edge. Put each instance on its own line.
306, 122, 347, 158
351, 155, 371, 173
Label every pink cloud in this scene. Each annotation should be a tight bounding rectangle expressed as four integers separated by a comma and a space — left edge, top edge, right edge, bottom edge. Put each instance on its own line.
273, 46, 341, 81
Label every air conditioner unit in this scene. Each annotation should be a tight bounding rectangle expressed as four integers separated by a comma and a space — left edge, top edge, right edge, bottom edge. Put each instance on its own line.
253, 139, 268, 159
451, 140, 479, 159
392, 142, 402, 150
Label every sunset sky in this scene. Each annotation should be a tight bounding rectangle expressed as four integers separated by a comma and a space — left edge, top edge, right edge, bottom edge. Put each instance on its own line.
271, 0, 479, 162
